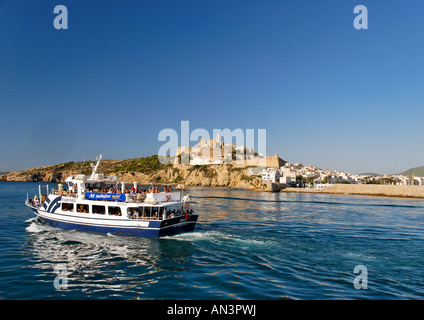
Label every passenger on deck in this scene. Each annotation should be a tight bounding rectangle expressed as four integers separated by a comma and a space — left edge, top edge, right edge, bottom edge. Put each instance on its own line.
32, 196, 40, 207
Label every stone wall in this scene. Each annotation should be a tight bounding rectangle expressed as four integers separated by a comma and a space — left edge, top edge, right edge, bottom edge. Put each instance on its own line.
282, 184, 424, 198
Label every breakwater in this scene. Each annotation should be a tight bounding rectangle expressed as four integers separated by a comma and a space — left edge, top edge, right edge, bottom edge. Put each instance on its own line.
282, 184, 424, 199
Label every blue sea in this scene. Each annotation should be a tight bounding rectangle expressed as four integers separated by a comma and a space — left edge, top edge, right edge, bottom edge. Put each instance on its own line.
1, 181, 424, 300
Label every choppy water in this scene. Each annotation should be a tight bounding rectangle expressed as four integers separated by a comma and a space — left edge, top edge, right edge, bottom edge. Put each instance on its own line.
1, 181, 424, 299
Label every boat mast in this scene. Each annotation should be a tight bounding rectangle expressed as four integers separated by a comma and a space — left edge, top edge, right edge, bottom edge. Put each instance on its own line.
89, 154, 103, 180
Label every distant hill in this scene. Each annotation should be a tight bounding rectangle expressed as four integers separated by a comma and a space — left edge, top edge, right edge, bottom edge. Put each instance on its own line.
400, 166, 424, 177
359, 172, 380, 176
0, 172, 10, 175
359, 167, 424, 177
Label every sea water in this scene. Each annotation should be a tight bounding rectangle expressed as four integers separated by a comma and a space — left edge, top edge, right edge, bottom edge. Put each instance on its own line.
1, 181, 424, 299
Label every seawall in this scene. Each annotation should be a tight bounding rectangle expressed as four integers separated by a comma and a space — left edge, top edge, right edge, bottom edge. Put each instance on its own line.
282, 184, 424, 199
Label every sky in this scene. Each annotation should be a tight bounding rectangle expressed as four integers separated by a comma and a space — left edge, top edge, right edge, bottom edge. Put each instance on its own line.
1, 0, 424, 174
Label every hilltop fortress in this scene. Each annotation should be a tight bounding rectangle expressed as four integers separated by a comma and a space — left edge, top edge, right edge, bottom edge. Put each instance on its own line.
174, 134, 286, 169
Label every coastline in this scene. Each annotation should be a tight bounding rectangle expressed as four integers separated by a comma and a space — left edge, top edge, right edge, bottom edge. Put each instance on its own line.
281, 184, 424, 199
3, 159, 424, 199
4, 179, 424, 200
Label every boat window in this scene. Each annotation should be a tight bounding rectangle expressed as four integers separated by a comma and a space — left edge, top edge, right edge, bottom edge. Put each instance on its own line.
77, 204, 89, 213
142, 206, 151, 218
164, 203, 181, 212
92, 205, 105, 215
158, 207, 164, 219
109, 206, 122, 216
152, 207, 159, 219
62, 203, 74, 212
164, 204, 182, 217
127, 207, 139, 219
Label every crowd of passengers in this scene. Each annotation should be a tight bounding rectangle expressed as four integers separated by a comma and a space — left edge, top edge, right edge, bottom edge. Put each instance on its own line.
128, 207, 194, 220
53, 183, 174, 198
85, 185, 173, 195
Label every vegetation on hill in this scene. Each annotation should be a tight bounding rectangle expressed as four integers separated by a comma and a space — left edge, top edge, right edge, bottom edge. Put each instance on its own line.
106, 155, 166, 174
0, 155, 167, 182
400, 166, 424, 177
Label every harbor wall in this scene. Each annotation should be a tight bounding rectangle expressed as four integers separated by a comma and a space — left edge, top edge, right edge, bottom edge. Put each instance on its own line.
282, 184, 424, 198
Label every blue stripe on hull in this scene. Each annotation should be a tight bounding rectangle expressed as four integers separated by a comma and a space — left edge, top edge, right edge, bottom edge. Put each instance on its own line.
47, 196, 62, 212
38, 215, 198, 238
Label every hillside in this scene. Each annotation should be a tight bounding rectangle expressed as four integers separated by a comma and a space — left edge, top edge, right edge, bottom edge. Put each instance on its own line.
400, 166, 424, 177
0, 156, 266, 190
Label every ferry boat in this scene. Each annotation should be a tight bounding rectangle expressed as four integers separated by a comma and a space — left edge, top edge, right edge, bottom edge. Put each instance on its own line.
25, 154, 198, 237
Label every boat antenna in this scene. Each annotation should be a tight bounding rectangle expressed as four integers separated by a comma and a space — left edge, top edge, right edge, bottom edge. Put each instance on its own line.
102, 138, 111, 158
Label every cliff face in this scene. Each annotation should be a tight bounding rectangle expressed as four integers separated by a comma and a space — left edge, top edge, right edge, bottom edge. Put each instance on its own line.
152, 165, 266, 190
0, 163, 266, 191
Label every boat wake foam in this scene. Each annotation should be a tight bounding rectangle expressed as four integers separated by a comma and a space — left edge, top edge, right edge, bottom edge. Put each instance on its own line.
25, 222, 45, 233
164, 231, 275, 249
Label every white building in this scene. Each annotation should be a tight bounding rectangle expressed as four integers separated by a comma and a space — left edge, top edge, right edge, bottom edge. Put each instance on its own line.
262, 168, 281, 183
279, 176, 293, 186
413, 177, 424, 186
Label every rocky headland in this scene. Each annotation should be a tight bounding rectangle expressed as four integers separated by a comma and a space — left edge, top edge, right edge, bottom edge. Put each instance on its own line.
0, 156, 267, 191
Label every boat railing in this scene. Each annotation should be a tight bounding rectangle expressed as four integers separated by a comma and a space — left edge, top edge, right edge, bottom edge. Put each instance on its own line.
50, 188, 78, 198
48, 188, 183, 205
127, 211, 186, 220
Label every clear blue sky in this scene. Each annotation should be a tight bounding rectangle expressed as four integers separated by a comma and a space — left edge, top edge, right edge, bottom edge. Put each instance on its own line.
1, 0, 423, 174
